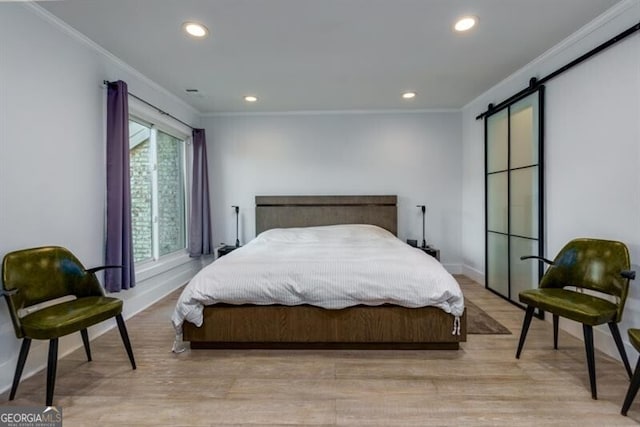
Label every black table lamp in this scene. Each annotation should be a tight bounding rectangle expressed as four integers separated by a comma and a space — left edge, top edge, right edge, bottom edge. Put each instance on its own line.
416, 205, 427, 248
232, 205, 240, 247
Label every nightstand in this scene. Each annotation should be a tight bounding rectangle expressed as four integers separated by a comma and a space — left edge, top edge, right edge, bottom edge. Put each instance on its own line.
217, 245, 240, 258
419, 246, 440, 261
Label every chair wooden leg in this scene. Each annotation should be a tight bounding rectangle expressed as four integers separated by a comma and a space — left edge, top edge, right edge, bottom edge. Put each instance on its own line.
516, 306, 535, 359
46, 338, 59, 407
81, 329, 92, 362
622, 357, 640, 415
9, 338, 31, 400
608, 322, 632, 379
583, 324, 597, 399
553, 314, 559, 350
115, 314, 136, 370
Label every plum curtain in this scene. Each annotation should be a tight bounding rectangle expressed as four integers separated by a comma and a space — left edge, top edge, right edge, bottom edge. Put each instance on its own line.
105, 80, 135, 292
188, 128, 213, 257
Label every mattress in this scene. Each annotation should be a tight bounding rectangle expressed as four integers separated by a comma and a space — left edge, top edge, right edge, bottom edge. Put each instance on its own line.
171, 224, 465, 332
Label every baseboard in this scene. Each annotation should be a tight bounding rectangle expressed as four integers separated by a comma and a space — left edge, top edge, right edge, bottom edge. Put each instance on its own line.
461, 264, 484, 285
442, 263, 462, 275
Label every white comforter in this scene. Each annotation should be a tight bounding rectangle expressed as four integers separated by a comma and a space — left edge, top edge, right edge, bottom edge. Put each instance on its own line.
172, 224, 464, 331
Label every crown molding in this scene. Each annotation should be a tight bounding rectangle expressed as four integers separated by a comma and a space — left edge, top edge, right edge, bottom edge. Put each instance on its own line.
463, 0, 640, 111
203, 108, 461, 118
22, 2, 202, 118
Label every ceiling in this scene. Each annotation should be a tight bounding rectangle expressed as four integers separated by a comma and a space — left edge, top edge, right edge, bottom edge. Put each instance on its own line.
37, 0, 621, 113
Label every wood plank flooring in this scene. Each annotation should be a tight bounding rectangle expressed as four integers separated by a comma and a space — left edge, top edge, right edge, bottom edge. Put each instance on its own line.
2, 275, 639, 426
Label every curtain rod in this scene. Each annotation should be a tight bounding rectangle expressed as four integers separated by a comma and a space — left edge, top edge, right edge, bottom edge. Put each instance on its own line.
103, 80, 195, 130
476, 21, 640, 120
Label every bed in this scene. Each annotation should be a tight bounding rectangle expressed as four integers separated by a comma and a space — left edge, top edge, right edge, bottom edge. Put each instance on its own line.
172, 195, 466, 350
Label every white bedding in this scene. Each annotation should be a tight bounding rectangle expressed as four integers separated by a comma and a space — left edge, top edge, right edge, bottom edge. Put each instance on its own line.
171, 224, 465, 333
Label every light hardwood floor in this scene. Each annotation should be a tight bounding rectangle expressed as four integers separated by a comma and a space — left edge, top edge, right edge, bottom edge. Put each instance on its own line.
2, 276, 639, 426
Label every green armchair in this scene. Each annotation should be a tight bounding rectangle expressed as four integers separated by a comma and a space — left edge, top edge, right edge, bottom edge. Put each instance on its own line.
1, 246, 136, 406
515, 238, 635, 399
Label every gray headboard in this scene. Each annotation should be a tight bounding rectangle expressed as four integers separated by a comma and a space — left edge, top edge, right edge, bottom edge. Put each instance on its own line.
255, 195, 397, 236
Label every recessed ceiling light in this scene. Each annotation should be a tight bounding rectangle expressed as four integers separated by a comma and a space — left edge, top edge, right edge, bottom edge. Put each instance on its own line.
402, 92, 416, 99
183, 22, 209, 38
454, 16, 477, 32
244, 95, 258, 103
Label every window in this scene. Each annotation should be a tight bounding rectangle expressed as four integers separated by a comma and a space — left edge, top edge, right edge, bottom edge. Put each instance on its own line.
129, 118, 187, 263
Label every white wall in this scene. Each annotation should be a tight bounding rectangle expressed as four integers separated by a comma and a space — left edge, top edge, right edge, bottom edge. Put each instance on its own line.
461, 1, 640, 359
204, 111, 463, 271
0, 3, 204, 395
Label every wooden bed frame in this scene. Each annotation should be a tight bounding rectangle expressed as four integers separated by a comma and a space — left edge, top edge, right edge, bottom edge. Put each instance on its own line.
183, 195, 466, 350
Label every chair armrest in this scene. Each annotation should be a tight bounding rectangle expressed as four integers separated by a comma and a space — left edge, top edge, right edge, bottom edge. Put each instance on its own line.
621, 270, 636, 280
520, 255, 555, 265
85, 265, 123, 275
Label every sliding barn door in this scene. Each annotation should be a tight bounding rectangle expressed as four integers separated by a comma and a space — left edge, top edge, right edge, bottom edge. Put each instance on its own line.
485, 87, 544, 308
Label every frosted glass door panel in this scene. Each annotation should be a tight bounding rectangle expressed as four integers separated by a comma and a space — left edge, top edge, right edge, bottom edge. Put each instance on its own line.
487, 172, 508, 233
510, 237, 539, 300
487, 110, 508, 173
488, 233, 509, 297
510, 167, 538, 239
510, 95, 539, 169
485, 87, 542, 306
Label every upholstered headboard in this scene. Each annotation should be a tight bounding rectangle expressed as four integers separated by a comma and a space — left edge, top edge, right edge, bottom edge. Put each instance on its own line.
255, 195, 397, 236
